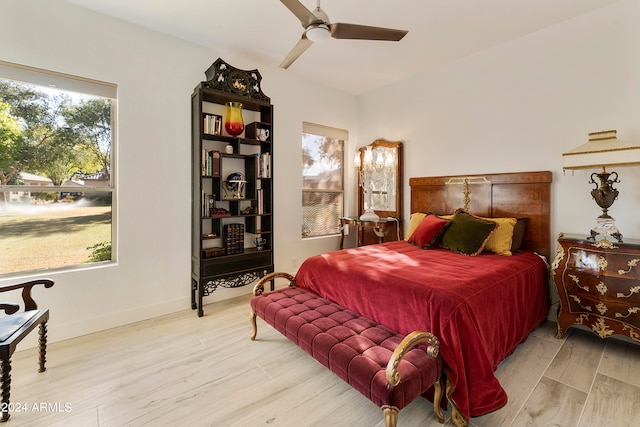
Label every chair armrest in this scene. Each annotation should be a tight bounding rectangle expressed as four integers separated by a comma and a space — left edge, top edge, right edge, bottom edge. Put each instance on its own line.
0, 303, 19, 315
0, 279, 54, 311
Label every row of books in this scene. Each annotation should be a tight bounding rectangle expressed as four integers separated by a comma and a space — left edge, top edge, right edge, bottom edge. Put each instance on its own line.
201, 149, 271, 179
202, 193, 215, 217
202, 149, 220, 177
203, 114, 222, 135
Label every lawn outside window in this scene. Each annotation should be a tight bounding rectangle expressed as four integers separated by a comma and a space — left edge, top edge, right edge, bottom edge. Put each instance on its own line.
0, 61, 116, 276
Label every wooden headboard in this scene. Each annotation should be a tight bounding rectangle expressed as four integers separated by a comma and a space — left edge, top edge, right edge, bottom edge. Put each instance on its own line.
409, 171, 552, 260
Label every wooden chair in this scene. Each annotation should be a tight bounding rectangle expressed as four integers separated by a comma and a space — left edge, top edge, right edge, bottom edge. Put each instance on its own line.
0, 279, 54, 422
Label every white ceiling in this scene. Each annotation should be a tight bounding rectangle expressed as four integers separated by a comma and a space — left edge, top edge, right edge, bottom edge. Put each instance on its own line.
66, 0, 621, 95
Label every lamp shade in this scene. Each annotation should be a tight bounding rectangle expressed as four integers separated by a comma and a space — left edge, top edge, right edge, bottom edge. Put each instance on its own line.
563, 130, 640, 170
354, 150, 361, 167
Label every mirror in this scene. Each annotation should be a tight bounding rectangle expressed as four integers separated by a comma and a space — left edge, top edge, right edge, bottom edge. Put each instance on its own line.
357, 139, 403, 222
370, 146, 397, 211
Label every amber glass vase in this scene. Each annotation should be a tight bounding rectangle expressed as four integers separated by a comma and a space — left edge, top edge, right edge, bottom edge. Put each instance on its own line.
224, 102, 244, 137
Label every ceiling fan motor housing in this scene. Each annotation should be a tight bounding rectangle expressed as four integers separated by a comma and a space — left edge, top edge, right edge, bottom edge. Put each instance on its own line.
305, 23, 331, 42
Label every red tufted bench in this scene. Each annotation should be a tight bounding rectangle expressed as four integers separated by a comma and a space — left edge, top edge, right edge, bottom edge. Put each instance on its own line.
250, 272, 444, 427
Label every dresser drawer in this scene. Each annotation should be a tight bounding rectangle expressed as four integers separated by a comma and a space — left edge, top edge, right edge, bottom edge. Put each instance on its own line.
561, 270, 640, 304
566, 246, 640, 280
564, 288, 640, 328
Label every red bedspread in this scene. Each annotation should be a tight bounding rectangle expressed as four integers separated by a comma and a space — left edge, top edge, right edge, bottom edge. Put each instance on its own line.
294, 240, 549, 420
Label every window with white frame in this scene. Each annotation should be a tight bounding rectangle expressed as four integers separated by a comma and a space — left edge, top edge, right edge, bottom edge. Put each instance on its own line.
0, 61, 116, 275
302, 122, 345, 238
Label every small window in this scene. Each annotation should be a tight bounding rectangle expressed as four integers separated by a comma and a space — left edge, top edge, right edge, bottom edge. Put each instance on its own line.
0, 61, 117, 276
302, 122, 345, 238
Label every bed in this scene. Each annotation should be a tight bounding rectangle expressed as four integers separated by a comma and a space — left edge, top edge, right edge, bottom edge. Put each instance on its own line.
294, 171, 552, 424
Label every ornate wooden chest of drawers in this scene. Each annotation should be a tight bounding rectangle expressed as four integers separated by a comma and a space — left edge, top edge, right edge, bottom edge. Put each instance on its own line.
552, 233, 640, 342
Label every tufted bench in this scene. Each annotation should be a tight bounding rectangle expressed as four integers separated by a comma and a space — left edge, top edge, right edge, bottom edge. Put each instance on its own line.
250, 272, 444, 427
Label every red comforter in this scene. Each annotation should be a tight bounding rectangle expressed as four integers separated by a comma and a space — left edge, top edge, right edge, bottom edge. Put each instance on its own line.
294, 240, 549, 420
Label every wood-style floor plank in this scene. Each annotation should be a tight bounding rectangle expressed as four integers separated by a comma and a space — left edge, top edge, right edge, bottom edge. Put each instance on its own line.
598, 337, 640, 389
580, 373, 640, 427
510, 376, 587, 426
544, 329, 605, 393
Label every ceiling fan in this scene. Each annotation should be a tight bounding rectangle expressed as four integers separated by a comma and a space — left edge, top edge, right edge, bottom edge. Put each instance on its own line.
279, 0, 408, 69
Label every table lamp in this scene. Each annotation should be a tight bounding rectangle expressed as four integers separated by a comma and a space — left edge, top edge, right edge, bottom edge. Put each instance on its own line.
563, 130, 640, 242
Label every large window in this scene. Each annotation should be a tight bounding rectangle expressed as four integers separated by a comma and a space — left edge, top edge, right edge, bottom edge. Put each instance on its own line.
0, 61, 116, 275
302, 122, 345, 238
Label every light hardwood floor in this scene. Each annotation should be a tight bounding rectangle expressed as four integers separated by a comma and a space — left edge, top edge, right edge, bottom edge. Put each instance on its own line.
6, 294, 640, 426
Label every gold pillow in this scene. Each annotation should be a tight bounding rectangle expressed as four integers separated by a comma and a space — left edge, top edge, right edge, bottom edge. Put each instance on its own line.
480, 217, 517, 256
405, 212, 427, 240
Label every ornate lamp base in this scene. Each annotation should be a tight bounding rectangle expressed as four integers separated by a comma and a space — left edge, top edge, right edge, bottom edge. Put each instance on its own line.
588, 216, 623, 243
359, 209, 380, 222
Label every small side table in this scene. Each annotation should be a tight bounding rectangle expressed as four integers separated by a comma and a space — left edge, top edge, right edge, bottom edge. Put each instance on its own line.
339, 217, 398, 249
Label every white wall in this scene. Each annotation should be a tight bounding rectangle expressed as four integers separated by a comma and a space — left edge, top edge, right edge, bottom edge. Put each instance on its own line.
0, 0, 358, 343
357, 0, 640, 247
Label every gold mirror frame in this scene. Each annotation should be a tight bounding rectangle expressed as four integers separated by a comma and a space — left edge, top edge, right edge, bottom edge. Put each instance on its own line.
357, 139, 404, 225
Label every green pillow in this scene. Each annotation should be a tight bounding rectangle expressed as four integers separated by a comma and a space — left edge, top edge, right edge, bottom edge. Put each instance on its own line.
440, 210, 497, 256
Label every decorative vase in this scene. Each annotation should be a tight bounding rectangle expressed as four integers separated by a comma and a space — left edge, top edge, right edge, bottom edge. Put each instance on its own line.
224, 102, 244, 137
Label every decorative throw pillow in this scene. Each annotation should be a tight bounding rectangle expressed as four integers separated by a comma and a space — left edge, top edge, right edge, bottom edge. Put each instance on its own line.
408, 214, 451, 249
480, 217, 517, 256
405, 212, 427, 240
511, 218, 528, 251
440, 209, 497, 256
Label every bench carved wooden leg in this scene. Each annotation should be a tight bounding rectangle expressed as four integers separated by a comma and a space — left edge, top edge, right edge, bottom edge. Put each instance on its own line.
382, 405, 399, 427
1, 359, 11, 422
250, 312, 258, 341
445, 375, 469, 427
38, 321, 48, 373
433, 374, 445, 423
251, 272, 295, 341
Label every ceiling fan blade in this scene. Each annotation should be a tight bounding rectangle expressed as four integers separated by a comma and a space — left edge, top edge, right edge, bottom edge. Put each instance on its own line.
279, 35, 314, 69
330, 23, 408, 41
281, 0, 319, 27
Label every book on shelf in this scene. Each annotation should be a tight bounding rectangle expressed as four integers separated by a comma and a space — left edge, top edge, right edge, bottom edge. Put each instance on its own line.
202, 149, 220, 177
257, 189, 264, 214
201, 193, 216, 217
203, 114, 222, 135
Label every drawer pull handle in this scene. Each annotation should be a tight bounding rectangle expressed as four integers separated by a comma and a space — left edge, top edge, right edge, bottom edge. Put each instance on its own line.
571, 295, 592, 312
617, 286, 640, 299
615, 307, 640, 319
618, 259, 640, 275
568, 274, 589, 292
